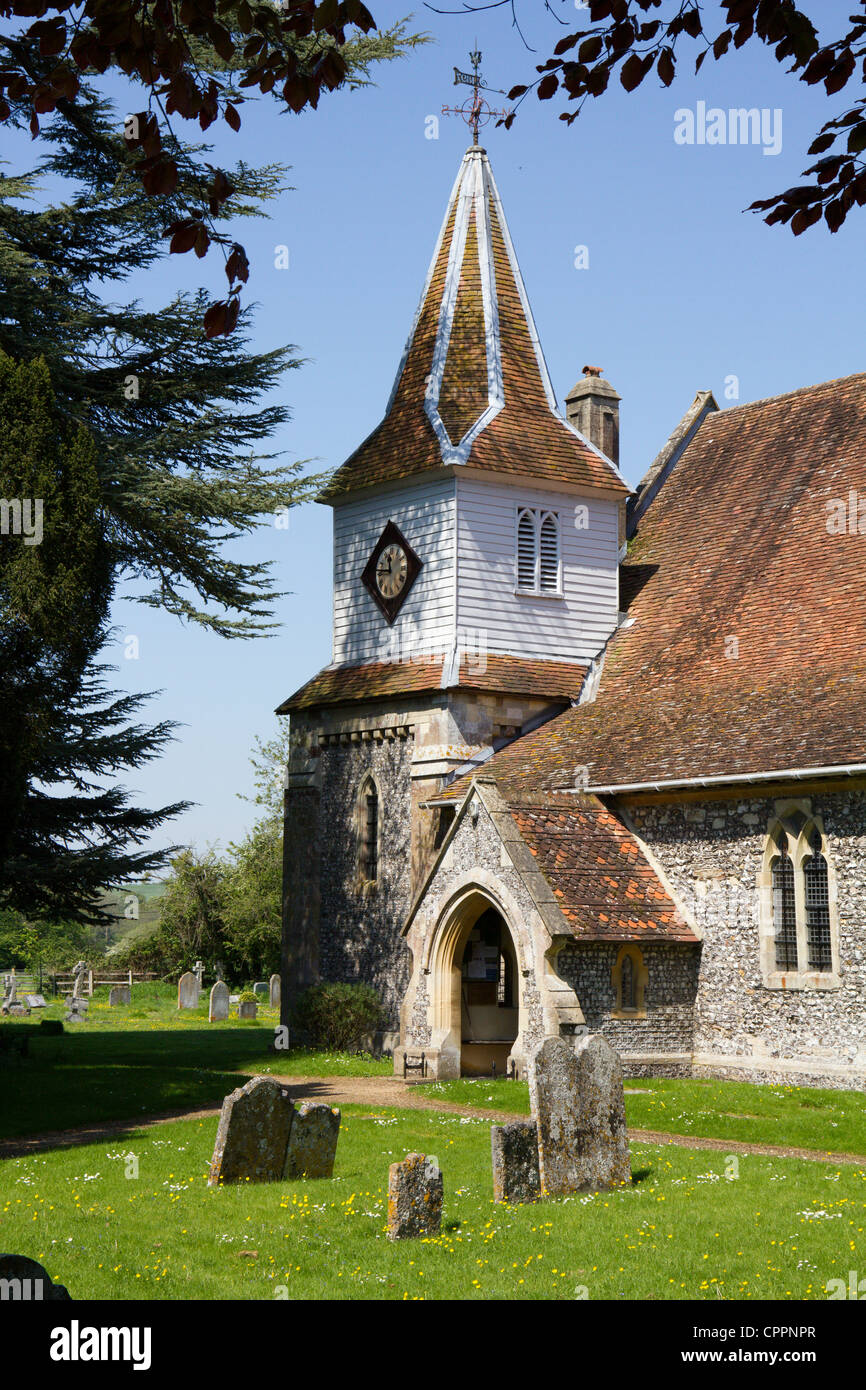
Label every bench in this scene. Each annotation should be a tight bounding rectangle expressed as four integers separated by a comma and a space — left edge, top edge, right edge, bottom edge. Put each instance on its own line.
402, 1051, 427, 1079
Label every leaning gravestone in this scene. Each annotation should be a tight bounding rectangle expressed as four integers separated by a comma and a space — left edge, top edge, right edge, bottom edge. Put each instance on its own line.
283, 1103, 340, 1179
177, 971, 199, 1010
109, 986, 131, 1007
269, 973, 281, 1010
0, 1254, 71, 1300
491, 1119, 541, 1205
528, 1034, 631, 1198
387, 1153, 443, 1240
208, 1077, 295, 1186
209, 980, 229, 1022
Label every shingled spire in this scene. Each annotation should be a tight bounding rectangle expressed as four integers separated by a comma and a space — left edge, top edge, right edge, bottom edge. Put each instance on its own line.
319, 147, 627, 501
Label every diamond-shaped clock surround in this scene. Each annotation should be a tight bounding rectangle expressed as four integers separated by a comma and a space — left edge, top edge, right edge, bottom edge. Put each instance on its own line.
361, 520, 423, 625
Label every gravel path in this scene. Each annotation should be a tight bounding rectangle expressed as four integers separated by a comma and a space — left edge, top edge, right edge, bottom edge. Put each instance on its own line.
1, 1072, 863, 1167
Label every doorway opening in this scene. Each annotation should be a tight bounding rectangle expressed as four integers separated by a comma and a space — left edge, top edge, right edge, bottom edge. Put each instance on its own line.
459, 907, 519, 1076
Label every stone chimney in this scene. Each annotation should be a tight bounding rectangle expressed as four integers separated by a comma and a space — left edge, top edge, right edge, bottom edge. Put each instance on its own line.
565, 365, 620, 466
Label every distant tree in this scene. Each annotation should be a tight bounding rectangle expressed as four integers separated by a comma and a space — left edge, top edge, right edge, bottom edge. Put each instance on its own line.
152, 849, 228, 974
222, 816, 282, 977
495, 0, 866, 235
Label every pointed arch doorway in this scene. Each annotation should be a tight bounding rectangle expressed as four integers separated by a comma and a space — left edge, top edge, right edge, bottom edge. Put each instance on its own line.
459, 906, 519, 1075
427, 887, 522, 1078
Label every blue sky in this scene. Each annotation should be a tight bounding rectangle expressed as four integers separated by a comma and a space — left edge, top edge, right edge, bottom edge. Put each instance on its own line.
17, 1, 864, 860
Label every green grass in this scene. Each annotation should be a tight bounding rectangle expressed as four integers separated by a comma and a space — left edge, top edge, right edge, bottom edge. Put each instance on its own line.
416, 1077, 866, 1157
2, 1106, 863, 1301
0, 983, 390, 1141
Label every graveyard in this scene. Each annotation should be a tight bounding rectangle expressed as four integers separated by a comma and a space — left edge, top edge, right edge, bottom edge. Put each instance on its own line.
1, 987, 865, 1301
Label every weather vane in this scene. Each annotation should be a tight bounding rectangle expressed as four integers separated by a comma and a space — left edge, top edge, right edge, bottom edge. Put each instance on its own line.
441, 49, 510, 146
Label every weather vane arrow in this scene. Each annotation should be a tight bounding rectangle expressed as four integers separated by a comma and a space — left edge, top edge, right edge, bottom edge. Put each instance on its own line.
442, 49, 510, 145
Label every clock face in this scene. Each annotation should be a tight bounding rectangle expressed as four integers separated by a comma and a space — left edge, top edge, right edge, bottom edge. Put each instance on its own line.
361, 521, 422, 625
376, 544, 408, 598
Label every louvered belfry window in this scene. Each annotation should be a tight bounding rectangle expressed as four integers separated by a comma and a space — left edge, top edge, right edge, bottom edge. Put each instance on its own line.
804, 831, 832, 971
772, 843, 797, 970
516, 507, 560, 594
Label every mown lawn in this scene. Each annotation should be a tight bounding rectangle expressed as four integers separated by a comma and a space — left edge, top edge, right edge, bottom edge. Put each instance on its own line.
0, 983, 390, 1141
1, 1105, 863, 1301
415, 1077, 866, 1158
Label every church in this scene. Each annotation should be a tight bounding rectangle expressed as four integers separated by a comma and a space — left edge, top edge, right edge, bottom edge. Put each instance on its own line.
277, 142, 866, 1092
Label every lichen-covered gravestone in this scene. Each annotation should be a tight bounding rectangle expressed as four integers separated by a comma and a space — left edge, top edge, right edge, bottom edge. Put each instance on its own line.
209, 980, 229, 1022
108, 986, 131, 1007
237, 998, 257, 1020
177, 971, 199, 1010
491, 1119, 541, 1205
269, 973, 281, 1010
0, 1254, 71, 1300
528, 1034, 631, 1198
283, 1103, 340, 1179
387, 1153, 443, 1240
208, 1077, 295, 1186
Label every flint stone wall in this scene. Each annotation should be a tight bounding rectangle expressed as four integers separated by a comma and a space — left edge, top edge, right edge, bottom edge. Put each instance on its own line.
555, 941, 699, 1054
315, 735, 414, 1029
627, 791, 866, 1087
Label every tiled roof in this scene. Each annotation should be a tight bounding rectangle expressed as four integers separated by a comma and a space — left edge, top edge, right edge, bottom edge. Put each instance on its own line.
438, 372, 866, 796
319, 148, 627, 502
510, 794, 697, 942
276, 653, 589, 713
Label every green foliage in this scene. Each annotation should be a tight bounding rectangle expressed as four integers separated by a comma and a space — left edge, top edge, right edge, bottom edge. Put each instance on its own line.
238, 989, 257, 1003
0, 351, 187, 922
0, 908, 97, 971
112, 814, 281, 983
291, 982, 383, 1052
221, 816, 282, 976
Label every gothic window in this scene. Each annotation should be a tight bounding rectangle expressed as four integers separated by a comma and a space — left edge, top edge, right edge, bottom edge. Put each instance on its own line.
516, 507, 561, 595
621, 954, 635, 1010
804, 830, 832, 972
759, 810, 839, 987
772, 838, 797, 971
358, 776, 379, 884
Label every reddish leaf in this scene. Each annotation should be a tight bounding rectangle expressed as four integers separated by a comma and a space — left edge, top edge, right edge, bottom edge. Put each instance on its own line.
578, 35, 603, 63
537, 72, 560, 101
620, 53, 646, 92
790, 204, 822, 234
224, 102, 241, 131
204, 300, 228, 338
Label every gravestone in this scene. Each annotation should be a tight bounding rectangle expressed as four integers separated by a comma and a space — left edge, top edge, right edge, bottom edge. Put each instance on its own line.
491, 1119, 541, 1205
237, 999, 257, 1020
71, 960, 87, 999
65, 997, 89, 1023
283, 1103, 340, 1179
387, 1153, 443, 1240
193, 959, 204, 988
208, 1077, 295, 1186
209, 980, 229, 1022
25, 995, 47, 1010
108, 985, 131, 1007
0, 1254, 71, 1301
252, 981, 268, 997
528, 1034, 631, 1198
177, 971, 199, 1010
269, 974, 281, 1010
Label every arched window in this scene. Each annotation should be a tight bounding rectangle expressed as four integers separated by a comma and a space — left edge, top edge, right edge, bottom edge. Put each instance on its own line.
517, 508, 536, 590
759, 810, 839, 987
539, 512, 560, 592
516, 506, 561, 595
611, 944, 646, 1017
804, 829, 831, 972
358, 777, 379, 883
772, 837, 797, 971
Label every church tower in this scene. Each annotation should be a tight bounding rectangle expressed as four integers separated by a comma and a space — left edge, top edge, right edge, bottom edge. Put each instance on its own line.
277, 144, 629, 1039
